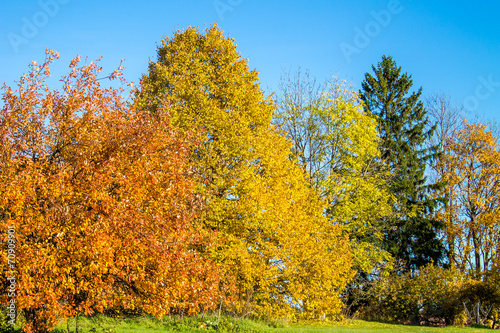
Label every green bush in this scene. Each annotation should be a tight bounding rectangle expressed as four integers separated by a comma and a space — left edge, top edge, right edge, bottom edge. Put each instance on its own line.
0, 306, 16, 333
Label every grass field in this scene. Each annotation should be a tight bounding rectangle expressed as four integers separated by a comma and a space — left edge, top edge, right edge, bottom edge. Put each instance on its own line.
44, 315, 493, 333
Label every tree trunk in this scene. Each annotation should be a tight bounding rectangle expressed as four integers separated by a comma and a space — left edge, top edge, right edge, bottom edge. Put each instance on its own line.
472, 226, 481, 279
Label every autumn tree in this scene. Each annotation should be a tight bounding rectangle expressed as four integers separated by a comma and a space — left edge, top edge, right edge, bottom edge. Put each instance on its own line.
275, 69, 394, 313
436, 121, 500, 279
425, 92, 464, 160
425, 92, 464, 264
275, 71, 394, 269
0, 50, 226, 333
136, 25, 354, 319
274, 68, 325, 187
360, 55, 445, 272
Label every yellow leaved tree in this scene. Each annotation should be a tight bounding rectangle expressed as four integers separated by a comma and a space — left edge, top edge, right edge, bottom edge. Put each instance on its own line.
136, 24, 354, 319
275, 71, 394, 312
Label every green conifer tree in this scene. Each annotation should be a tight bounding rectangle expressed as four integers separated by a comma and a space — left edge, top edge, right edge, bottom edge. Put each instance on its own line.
359, 55, 445, 272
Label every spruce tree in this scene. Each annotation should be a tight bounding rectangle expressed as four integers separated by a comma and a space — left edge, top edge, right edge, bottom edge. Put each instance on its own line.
359, 55, 445, 272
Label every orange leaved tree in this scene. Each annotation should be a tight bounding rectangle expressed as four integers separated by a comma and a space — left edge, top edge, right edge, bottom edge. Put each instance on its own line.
436, 121, 500, 279
0, 49, 228, 332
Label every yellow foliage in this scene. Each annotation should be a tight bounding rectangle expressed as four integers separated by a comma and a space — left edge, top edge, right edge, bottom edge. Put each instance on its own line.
137, 24, 354, 319
275, 75, 394, 277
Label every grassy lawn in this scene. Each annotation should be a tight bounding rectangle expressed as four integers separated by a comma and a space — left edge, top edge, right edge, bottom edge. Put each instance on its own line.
279, 321, 491, 333
45, 315, 493, 333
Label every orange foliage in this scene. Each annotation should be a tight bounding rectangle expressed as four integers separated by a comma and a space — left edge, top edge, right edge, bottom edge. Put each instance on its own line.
436, 121, 500, 278
0, 49, 230, 332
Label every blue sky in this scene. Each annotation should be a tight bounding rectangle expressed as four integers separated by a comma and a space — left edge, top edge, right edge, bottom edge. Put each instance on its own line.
1, 0, 499, 122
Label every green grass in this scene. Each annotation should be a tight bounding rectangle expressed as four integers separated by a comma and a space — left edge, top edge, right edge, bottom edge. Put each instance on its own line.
46, 315, 494, 333
4, 315, 492, 333
279, 321, 492, 332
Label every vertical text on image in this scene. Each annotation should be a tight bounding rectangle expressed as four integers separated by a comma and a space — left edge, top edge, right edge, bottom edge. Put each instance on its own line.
6, 225, 17, 326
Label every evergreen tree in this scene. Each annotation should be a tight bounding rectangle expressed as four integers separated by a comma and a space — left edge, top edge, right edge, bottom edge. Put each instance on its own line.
359, 55, 445, 272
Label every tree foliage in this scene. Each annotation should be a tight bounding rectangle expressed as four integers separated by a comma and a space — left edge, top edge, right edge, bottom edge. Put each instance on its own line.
360, 55, 445, 272
275, 70, 394, 277
364, 263, 465, 325
136, 25, 354, 319
0, 50, 226, 332
436, 121, 500, 279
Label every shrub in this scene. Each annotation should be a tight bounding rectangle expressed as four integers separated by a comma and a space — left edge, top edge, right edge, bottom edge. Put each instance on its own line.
361, 264, 466, 325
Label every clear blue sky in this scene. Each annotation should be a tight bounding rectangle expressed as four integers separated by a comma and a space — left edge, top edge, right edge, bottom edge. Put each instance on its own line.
1, 0, 499, 122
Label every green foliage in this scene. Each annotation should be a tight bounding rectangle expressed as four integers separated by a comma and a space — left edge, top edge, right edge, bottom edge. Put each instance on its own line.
0, 308, 10, 332
359, 55, 445, 272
